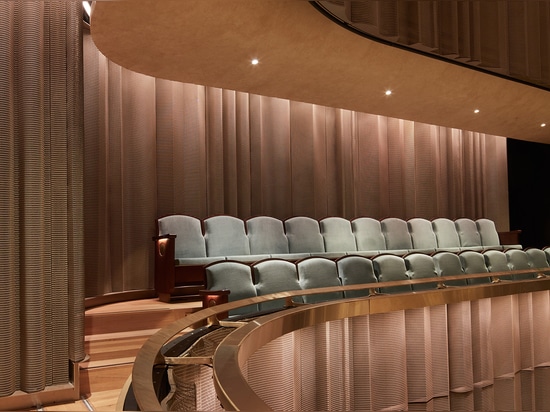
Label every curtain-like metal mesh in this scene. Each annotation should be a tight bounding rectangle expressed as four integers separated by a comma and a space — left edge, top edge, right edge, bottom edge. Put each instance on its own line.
241, 292, 550, 411
0, 0, 85, 398
83, 34, 510, 297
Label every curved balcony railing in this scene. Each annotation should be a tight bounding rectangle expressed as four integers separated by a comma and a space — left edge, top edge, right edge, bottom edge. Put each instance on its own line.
131, 268, 550, 411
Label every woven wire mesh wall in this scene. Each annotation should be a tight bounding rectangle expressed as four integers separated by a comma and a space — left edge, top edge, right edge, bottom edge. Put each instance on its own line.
239, 292, 550, 411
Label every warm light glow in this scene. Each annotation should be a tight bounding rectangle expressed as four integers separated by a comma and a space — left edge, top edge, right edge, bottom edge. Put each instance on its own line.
385, 90, 392, 96
83, 1, 92, 17
541, 123, 547, 128
251, 58, 259, 65
474, 109, 480, 114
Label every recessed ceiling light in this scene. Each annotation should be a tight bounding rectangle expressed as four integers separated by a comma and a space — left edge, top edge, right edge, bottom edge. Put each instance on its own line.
385, 90, 392, 96
541, 123, 547, 127
251, 58, 259, 65
474, 109, 480, 114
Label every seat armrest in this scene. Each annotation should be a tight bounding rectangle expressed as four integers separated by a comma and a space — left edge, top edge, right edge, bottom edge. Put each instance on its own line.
154, 234, 177, 297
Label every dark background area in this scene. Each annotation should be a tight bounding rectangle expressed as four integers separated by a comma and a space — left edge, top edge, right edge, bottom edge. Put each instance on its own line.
507, 138, 550, 248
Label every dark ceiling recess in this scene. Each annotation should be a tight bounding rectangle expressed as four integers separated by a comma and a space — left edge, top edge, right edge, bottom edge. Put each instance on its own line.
313, 0, 550, 91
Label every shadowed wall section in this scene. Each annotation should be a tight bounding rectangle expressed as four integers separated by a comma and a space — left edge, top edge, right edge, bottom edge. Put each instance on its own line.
83, 32, 509, 297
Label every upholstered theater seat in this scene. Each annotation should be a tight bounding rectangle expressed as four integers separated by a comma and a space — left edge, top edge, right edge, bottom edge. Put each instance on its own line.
381, 218, 413, 255
483, 250, 513, 281
524, 248, 550, 277
432, 251, 467, 286
320, 217, 357, 254
336, 255, 377, 298
404, 253, 440, 291
246, 216, 289, 256
204, 260, 259, 316
157, 214, 213, 265
432, 218, 462, 253
296, 257, 344, 303
204, 216, 253, 259
455, 218, 484, 252
505, 249, 535, 280
407, 218, 438, 253
373, 254, 412, 294
458, 251, 491, 285
351, 217, 386, 257
284, 217, 327, 258
252, 259, 303, 311
475, 218, 505, 251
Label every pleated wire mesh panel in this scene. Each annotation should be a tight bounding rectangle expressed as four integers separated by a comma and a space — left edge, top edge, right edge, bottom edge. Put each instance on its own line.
369, 311, 408, 411
491, 295, 522, 412
350, 315, 372, 411
470, 299, 494, 410
405, 306, 450, 410
0, 0, 84, 395
532, 291, 550, 410
164, 327, 235, 411
447, 301, 474, 410
166, 365, 223, 412
245, 332, 299, 411
0, 1, 21, 394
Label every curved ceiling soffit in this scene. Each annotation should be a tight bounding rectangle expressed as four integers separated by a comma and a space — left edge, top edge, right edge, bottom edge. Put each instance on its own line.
90, 0, 550, 143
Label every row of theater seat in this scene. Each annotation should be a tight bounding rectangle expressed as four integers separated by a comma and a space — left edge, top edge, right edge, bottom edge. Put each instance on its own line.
157, 215, 520, 266
203, 247, 550, 317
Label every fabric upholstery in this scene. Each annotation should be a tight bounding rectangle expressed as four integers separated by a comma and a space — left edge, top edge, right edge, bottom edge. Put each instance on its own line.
252, 259, 303, 311
336, 255, 377, 298
352, 217, 386, 252
505, 249, 534, 280
404, 253, 439, 291
432, 251, 467, 286
458, 251, 491, 284
158, 215, 207, 258
381, 218, 413, 253
204, 215, 250, 257
284, 217, 325, 254
475, 218, 503, 249
432, 218, 462, 252
407, 218, 438, 252
246, 216, 289, 255
372, 254, 412, 294
320, 217, 357, 253
455, 218, 483, 250
297, 257, 343, 303
205, 261, 258, 315
525, 248, 550, 276
483, 250, 513, 280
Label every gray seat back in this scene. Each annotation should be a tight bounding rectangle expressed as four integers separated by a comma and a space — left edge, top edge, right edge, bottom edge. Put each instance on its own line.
407, 218, 438, 252
297, 257, 343, 303
246, 216, 289, 255
432, 251, 467, 286
525, 248, 550, 277
157, 215, 206, 258
455, 218, 483, 251
505, 249, 534, 280
205, 261, 258, 316
432, 218, 462, 252
285, 217, 325, 254
336, 255, 377, 298
458, 251, 491, 284
483, 250, 513, 281
320, 217, 357, 253
204, 215, 250, 257
404, 253, 439, 291
476, 218, 503, 250
372, 254, 412, 294
352, 217, 386, 254
252, 259, 302, 311
381, 217, 413, 253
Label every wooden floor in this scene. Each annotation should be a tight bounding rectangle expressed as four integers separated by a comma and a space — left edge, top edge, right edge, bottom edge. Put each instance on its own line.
35, 298, 202, 411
